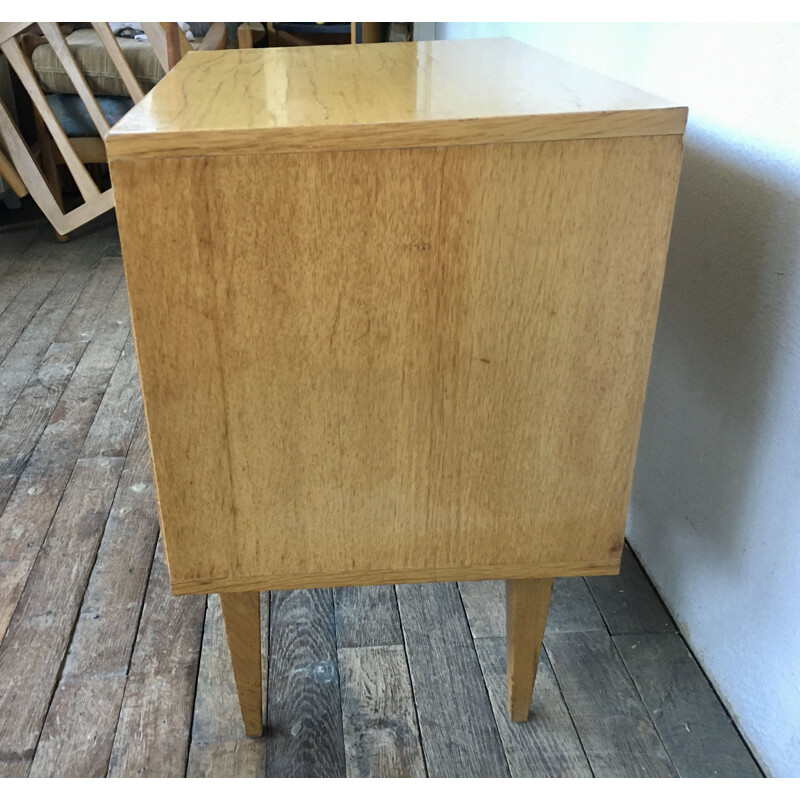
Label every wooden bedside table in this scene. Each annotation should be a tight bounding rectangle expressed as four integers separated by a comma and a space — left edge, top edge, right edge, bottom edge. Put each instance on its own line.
106, 38, 686, 738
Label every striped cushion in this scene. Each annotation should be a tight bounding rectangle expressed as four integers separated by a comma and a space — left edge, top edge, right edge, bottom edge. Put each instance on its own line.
32, 28, 164, 97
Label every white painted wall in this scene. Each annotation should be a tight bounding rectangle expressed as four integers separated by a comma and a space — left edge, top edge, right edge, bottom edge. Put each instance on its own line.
438, 23, 800, 778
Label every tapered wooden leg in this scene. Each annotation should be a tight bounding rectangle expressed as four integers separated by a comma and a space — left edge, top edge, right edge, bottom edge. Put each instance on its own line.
506, 577, 554, 722
219, 591, 263, 737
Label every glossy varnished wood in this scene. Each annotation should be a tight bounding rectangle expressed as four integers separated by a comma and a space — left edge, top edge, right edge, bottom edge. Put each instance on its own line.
106, 39, 686, 160
111, 134, 683, 595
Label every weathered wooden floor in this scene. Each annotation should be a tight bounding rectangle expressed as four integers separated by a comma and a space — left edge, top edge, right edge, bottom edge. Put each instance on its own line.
0, 221, 763, 778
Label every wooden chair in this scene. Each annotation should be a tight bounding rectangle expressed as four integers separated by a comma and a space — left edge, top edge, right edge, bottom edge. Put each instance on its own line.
0, 22, 262, 237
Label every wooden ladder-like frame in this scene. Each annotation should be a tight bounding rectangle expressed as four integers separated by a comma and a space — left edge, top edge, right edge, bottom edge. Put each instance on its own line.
0, 22, 230, 236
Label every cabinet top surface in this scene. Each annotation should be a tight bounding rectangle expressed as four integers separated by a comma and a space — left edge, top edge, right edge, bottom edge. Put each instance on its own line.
106, 37, 686, 159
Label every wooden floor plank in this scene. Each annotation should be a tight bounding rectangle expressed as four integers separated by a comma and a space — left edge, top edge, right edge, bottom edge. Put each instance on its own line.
186, 592, 270, 778
80, 333, 142, 458
339, 644, 426, 777
474, 637, 592, 777
458, 580, 505, 638
547, 577, 607, 634
587, 545, 676, 635
0, 256, 122, 425
615, 633, 762, 777
266, 588, 346, 777
107, 542, 206, 777
545, 631, 677, 777
0, 341, 85, 513
53, 257, 124, 345
459, 577, 607, 640
30, 418, 159, 777
0, 288, 134, 638
0, 456, 124, 777
0, 224, 115, 359
0, 229, 53, 318
334, 584, 403, 648
396, 582, 509, 777
0, 226, 40, 280
0, 224, 765, 779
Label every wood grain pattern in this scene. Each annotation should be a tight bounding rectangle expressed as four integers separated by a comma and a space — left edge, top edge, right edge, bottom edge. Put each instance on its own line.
106, 39, 686, 160
111, 134, 683, 596
29, 419, 158, 777
460, 578, 607, 640
219, 591, 263, 737
506, 577, 553, 722
334, 585, 404, 648
545, 631, 677, 777
546, 577, 608, 634
396, 582, 508, 777
0, 342, 85, 511
339, 645, 426, 777
587, 545, 677, 635
186, 593, 269, 777
458, 580, 506, 638
79, 333, 141, 457
0, 255, 112, 421
474, 638, 592, 777
615, 633, 762, 777
0, 456, 124, 777
0, 224, 762, 779
106, 542, 206, 777
0, 278, 132, 637
266, 589, 346, 777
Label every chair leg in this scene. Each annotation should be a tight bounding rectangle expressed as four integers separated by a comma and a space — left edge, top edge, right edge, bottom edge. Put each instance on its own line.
506, 577, 553, 722
219, 591, 263, 737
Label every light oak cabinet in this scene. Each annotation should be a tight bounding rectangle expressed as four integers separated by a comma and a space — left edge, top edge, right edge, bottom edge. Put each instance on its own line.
107, 38, 686, 736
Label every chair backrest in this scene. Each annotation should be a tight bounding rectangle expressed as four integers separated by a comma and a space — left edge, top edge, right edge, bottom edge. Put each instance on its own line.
0, 22, 199, 235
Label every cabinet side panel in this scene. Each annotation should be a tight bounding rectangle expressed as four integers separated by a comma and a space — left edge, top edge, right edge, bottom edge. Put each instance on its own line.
110, 136, 683, 589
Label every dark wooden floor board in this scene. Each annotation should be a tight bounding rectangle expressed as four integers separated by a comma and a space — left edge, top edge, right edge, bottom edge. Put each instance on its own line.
615, 633, 762, 777
266, 588, 346, 777
0, 228, 51, 317
334, 584, 404, 648
545, 631, 677, 777
0, 225, 114, 359
186, 592, 270, 777
0, 456, 124, 777
0, 296, 134, 637
474, 637, 592, 777
107, 542, 206, 777
30, 418, 157, 777
0, 256, 121, 424
80, 334, 141, 458
339, 644, 426, 777
459, 577, 607, 641
587, 545, 676, 635
0, 341, 86, 515
0, 224, 765, 779
396, 582, 509, 777
0, 226, 40, 280
52, 257, 124, 345
458, 580, 505, 638
0, 267, 63, 354
547, 577, 607, 634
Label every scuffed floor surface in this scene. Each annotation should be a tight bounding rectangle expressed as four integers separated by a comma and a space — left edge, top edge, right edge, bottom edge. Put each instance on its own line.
0, 221, 762, 777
